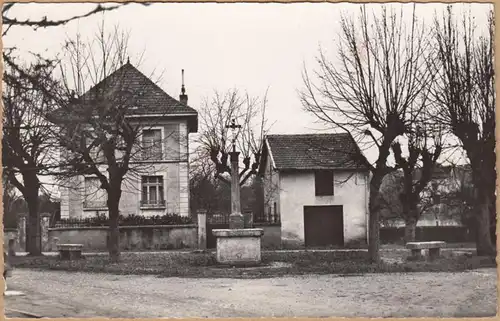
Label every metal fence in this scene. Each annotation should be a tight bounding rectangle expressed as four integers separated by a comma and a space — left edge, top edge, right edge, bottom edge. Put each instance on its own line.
252, 209, 281, 225
206, 212, 231, 224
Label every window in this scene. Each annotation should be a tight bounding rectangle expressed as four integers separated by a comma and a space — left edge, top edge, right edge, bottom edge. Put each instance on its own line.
142, 129, 162, 160
85, 137, 105, 163
314, 170, 334, 196
141, 176, 165, 207
84, 177, 107, 208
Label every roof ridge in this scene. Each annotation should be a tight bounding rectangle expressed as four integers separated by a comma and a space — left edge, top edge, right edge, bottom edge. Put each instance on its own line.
78, 62, 197, 116
123, 64, 184, 106
83, 62, 185, 105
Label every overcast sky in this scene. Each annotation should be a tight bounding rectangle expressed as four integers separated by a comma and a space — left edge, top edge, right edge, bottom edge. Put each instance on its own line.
4, 2, 493, 175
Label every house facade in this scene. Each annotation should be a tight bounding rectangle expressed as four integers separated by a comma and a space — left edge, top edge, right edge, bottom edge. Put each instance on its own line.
259, 133, 370, 248
59, 63, 198, 219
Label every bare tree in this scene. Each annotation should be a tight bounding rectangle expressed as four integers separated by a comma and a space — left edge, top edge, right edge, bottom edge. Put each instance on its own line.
431, 6, 495, 256
196, 89, 271, 187
391, 120, 443, 241
50, 23, 190, 262
1, 3, 130, 256
2, 58, 62, 255
189, 155, 226, 215
438, 165, 475, 228
379, 166, 442, 239
2, 3, 129, 36
300, 4, 434, 262
2, 174, 26, 230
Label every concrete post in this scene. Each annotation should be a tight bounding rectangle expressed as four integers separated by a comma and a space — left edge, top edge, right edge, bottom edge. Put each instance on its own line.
8, 239, 16, 257
197, 210, 207, 250
229, 151, 244, 229
3, 229, 18, 257
40, 213, 52, 252
17, 213, 27, 252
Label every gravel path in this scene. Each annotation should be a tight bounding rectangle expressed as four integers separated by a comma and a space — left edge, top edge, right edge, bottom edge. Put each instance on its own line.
5, 268, 497, 318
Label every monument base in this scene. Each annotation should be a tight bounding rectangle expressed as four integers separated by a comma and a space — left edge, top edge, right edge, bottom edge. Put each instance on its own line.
212, 228, 264, 265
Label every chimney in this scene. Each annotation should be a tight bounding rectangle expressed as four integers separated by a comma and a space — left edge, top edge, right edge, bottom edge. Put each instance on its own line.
179, 69, 188, 105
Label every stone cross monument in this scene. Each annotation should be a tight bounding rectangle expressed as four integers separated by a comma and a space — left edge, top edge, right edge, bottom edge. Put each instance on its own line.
226, 119, 244, 229
211, 118, 264, 266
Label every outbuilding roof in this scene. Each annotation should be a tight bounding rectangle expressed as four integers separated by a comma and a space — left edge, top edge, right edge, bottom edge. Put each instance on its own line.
263, 133, 368, 171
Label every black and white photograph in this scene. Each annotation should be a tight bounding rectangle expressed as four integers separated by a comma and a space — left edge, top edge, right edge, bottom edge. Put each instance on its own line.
1, 1, 497, 318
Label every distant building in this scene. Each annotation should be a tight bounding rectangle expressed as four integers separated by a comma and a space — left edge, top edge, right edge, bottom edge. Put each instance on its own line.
259, 133, 370, 248
56, 62, 198, 218
380, 165, 472, 228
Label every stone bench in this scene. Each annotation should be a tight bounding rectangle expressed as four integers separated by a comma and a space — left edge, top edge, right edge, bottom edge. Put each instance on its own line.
56, 244, 84, 260
406, 241, 446, 259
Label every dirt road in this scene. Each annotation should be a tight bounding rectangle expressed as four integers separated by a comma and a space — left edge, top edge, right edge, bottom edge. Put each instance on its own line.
5, 268, 497, 318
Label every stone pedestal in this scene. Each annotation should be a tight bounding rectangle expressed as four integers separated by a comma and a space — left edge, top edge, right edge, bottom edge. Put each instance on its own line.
229, 213, 244, 229
212, 228, 264, 265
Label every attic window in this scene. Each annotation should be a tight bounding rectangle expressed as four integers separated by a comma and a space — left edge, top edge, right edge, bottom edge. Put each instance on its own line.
315, 170, 334, 196
142, 129, 162, 160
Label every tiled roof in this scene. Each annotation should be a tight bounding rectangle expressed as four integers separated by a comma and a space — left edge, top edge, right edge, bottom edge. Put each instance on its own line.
53, 62, 198, 132
265, 133, 368, 170
81, 62, 198, 116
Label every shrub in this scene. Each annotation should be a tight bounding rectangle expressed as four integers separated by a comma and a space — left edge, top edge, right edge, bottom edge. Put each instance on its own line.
55, 213, 193, 227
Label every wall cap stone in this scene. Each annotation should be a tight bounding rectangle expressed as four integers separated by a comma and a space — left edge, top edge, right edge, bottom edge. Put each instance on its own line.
253, 222, 281, 227
212, 228, 264, 237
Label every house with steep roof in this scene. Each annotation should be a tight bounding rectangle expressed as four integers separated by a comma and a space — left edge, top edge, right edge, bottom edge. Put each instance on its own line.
259, 133, 370, 248
57, 62, 198, 219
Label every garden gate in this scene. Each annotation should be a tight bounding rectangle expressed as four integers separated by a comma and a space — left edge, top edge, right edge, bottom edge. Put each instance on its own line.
206, 213, 230, 249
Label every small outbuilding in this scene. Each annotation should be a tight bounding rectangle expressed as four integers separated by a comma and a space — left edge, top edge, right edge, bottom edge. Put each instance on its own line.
259, 133, 370, 248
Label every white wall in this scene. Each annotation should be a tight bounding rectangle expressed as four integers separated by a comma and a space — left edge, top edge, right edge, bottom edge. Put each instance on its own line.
279, 170, 369, 247
262, 151, 280, 218
60, 119, 192, 219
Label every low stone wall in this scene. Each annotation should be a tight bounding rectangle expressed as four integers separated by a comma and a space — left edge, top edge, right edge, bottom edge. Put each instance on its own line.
48, 225, 198, 251
380, 226, 475, 244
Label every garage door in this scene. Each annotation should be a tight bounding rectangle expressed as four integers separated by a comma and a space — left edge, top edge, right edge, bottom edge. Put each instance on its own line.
304, 205, 344, 247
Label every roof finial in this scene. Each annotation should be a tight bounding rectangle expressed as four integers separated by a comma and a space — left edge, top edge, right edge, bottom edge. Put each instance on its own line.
181, 69, 185, 95
179, 69, 188, 105
127, 56, 130, 65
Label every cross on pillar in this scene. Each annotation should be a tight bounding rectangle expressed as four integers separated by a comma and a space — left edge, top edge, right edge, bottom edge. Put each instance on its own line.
225, 118, 244, 228
226, 119, 242, 152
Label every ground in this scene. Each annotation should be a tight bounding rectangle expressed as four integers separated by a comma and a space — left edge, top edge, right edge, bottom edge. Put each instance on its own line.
5, 268, 497, 318
9, 246, 493, 277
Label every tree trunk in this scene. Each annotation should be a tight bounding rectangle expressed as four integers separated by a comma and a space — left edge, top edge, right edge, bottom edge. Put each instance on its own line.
466, 152, 496, 256
107, 186, 122, 263
475, 194, 495, 256
368, 173, 383, 263
24, 175, 42, 256
404, 217, 417, 243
